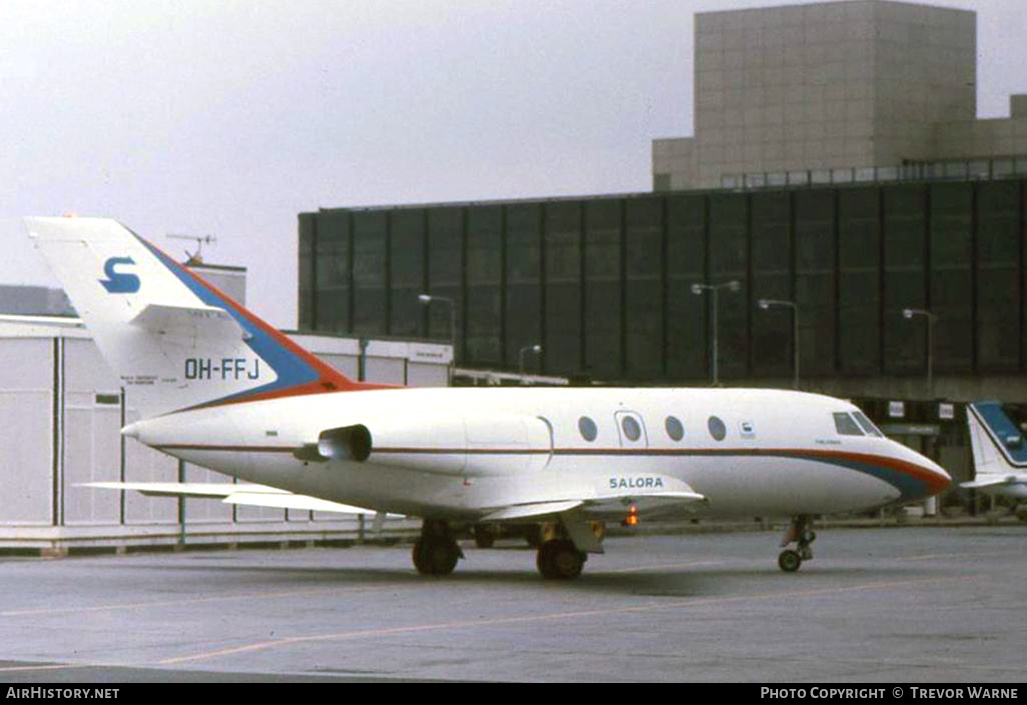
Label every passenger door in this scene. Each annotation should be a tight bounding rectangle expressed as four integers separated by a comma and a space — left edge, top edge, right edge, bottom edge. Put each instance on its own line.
614, 411, 648, 449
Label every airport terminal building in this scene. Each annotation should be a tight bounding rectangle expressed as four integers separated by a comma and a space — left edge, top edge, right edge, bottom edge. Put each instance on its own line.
298, 0, 1027, 487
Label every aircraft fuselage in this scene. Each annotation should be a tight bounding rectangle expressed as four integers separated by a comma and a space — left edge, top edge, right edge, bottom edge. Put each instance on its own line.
125, 386, 949, 521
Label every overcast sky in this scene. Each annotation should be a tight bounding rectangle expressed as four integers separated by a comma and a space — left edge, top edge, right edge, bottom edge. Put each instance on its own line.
2, 0, 1024, 329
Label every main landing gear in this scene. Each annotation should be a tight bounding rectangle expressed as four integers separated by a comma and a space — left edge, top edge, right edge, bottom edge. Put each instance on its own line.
778, 515, 816, 573
412, 519, 464, 576
534, 517, 603, 580
537, 538, 587, 580
411, 518, 597, 580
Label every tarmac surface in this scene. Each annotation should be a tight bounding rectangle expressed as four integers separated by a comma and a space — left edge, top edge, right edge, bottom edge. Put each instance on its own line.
0, 521, 1025, 683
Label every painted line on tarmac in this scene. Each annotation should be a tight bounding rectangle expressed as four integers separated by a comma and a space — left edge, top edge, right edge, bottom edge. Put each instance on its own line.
156, 574, 976, 667
0, 585, 410, 618
0, 663, 93, 674
602, 560, 729, 573
902, 549, 1024, 562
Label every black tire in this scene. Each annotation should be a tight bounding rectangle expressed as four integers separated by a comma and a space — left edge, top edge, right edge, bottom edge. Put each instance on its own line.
413, 537, 460, 576
473, 526, 496, 549
537, 540, 585, 580
778, 549, 802, 573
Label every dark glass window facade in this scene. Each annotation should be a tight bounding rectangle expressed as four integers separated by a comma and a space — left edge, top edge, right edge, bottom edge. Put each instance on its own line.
544, 202, 583, 377
751, 192, 792, 377
389, 209, 426, 339
300, 179, 1027, 384
351, 211, 387, 336
665, 195, 707, 379
625, 199, 664, 379
795, 191, 836, 376
584, 200, 622, 379
838, 188, 881, 374
504, 204, 542, 367
466, 206, 503, 365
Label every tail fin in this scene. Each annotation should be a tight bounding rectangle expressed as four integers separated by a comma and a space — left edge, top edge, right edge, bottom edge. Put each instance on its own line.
26, 216, 377, 417
965, 401, 1027, 482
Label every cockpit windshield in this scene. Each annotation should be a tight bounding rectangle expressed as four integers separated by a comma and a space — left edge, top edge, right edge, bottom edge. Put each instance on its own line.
832, 411, 885, 438
833, 412, 864, 436
851, 411, 884, 437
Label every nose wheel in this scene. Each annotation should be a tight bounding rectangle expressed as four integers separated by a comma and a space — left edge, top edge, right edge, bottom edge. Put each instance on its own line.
778, 515, 816, 573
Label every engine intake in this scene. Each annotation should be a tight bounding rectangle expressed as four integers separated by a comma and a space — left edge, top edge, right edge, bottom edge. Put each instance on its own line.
316, 424, 372, 462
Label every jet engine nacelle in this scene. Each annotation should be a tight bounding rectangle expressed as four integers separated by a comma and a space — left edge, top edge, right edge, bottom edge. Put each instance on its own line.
315, 412, 553, 477
317, 424, 372, 462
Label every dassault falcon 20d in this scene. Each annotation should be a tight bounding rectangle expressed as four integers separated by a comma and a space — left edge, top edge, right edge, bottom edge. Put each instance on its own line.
25, 216, 951, 579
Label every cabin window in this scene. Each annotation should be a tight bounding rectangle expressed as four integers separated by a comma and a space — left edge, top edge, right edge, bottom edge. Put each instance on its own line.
707, 415, 726, 441
621, 415, 642, 442
833, 412, 864, 436
665, 416, 684, 441
578, 416, 598, 442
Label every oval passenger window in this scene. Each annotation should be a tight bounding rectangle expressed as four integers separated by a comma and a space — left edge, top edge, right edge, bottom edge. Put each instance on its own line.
622, 415, 641, 441
578, 416, 598, 442
665, 416, 684, 441
707, 415, 726, 441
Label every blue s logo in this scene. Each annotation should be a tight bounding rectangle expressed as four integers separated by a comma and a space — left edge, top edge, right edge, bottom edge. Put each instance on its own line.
99, 257, 140, 293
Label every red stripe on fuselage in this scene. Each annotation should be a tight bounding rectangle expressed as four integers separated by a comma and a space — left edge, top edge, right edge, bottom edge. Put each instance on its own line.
150, 443, 946, 495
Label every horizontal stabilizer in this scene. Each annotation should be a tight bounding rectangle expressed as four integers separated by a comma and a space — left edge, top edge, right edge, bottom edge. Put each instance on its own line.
961, 476, 1023, 489
130, 302, 247, 342
80, 482, 380, 515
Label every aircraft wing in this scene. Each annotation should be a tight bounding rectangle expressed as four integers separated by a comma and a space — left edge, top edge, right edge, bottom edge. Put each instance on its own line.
80, 481, 378, 514
478, 477, 706, 555
481, 475, 707, 523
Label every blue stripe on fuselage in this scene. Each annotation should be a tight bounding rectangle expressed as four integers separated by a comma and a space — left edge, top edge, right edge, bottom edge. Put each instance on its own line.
131, 234, 320, 407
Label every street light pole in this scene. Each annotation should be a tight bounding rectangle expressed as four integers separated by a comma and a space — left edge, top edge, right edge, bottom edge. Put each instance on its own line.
419, 294, 456, 385
758, 298, 800, 389
691, 280, 740, 386
903, 308, 935, 397
518, 344, 542, 384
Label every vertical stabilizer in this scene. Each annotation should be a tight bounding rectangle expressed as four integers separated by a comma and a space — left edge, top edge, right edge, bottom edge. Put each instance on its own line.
965, 402, 1027, 475
25, 217, 376, 417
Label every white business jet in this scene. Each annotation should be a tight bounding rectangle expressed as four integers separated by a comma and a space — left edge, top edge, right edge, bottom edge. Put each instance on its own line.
25, 217, 951, 578
964, 401, 1027, 518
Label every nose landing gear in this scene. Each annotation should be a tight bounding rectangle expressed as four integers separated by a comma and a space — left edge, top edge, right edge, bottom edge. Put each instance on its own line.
778, 515, 816, 573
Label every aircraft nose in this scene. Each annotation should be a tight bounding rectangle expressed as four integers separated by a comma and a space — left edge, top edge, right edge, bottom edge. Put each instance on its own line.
923, 456, 952, 491
890, 441, 951, 498
910, 451, 951, 497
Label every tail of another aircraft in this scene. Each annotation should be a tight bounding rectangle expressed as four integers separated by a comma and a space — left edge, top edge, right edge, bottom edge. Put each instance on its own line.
964, 401, 1027, 491
26, 216, 378, 418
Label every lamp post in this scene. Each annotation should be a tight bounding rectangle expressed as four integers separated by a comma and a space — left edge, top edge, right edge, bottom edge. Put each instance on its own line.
518, 344, 542, 384
691, 280, 740, 386
419, 294, 456, 385
903, 307, 935, 397
758, 298, 800, 389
